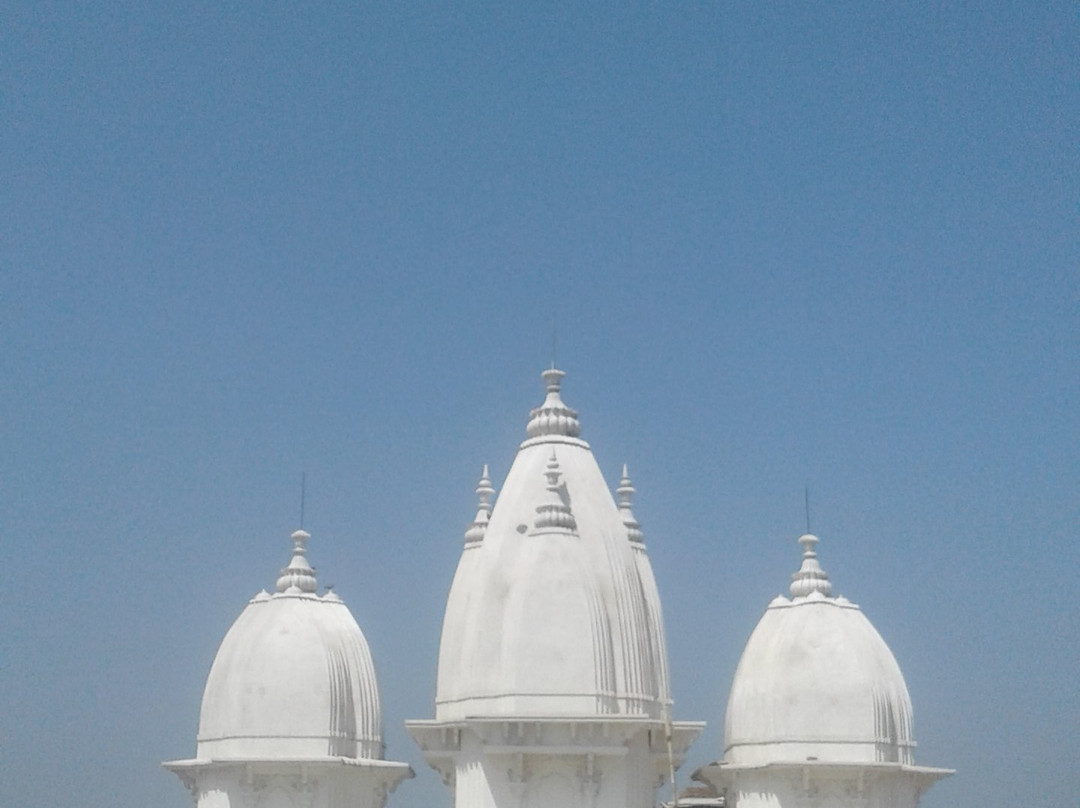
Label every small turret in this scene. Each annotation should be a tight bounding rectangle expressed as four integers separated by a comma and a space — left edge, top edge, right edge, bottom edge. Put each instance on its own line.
617, 464, 644, 544
464, 465, 496, 545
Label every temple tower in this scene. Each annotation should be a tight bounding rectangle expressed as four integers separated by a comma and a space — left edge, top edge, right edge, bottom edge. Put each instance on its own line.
408, 368, 702, 808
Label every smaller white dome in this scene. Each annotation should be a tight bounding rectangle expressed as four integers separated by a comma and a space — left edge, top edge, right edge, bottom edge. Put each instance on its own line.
197, 531, 384, 761
724, 535, 915, 766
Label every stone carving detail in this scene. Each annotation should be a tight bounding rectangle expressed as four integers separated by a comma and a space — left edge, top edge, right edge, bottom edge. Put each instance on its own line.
238, 774, 265, 808
526, 368, 582, 439
507, 752, 530, 786
434, 762, 456, 788
532, 451, 577, 534
616, 466, 644, 544
577, 754, 602, 808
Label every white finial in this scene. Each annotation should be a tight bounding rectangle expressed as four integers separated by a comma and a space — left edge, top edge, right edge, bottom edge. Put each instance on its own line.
532, 450, 577, 533
464, 465, 496, 545
789, 533, 832, 598
526, 367, 582, 438
617, 464, 644, 544
276, 529, 318, 594
477, 463, 495, 507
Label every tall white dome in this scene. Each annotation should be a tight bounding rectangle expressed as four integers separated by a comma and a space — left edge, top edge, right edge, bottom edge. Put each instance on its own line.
409, 368, 703, 808
434, 368, 664, 720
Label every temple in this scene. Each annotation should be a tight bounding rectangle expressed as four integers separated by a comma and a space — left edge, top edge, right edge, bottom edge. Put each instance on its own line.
407, 368, 703, 808
165, 366, 951, 808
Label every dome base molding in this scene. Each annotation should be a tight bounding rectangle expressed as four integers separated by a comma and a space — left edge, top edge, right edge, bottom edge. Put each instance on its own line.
408, 717, 703, 808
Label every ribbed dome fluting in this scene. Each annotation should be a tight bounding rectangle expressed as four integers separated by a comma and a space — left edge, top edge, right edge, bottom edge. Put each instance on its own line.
724, 534, 915, 766
197, 530, 385, 761
435, 368, 665, 720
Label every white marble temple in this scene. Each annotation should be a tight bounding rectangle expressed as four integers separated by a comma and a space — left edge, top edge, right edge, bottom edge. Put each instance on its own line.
408, 368, 703, 808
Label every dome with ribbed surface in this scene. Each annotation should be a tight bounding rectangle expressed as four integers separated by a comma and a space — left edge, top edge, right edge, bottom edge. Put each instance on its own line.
196, 531, 384, 761
435, 368, 665, 720
724, 534, 915, 766
619, 465, 671, 706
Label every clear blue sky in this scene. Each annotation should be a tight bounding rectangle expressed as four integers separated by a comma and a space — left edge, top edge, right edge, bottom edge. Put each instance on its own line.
2, 3, 1076, 807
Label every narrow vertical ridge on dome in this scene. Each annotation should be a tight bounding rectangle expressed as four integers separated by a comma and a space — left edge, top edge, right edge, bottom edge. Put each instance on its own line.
276, 529, 318, 594
586, 568, 618, 713
615, 466, 654, 703
464, 464, 495, 545
620, 465, 671, 705
789, 532, 832, 598
327, 644, 357, 757
596, 503, 659, 714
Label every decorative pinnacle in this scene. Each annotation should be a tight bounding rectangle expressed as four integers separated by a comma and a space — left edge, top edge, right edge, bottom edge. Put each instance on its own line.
789, 533, 833, 598
526, 367, 582, 439
276, 529, 318, 594
533, 450, 577, 533
617, 464, 644, 544
464, 464, 496, 545
477, 463, 495, 508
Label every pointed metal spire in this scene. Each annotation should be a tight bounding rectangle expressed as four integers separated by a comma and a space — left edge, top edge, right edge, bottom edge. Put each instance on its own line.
526, 367, 582, 438
617, 464, 644, 544
789, 532, 833, 598
464, 464, 496, 545
533, 450, 577, 533
276, 529, 318, 594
